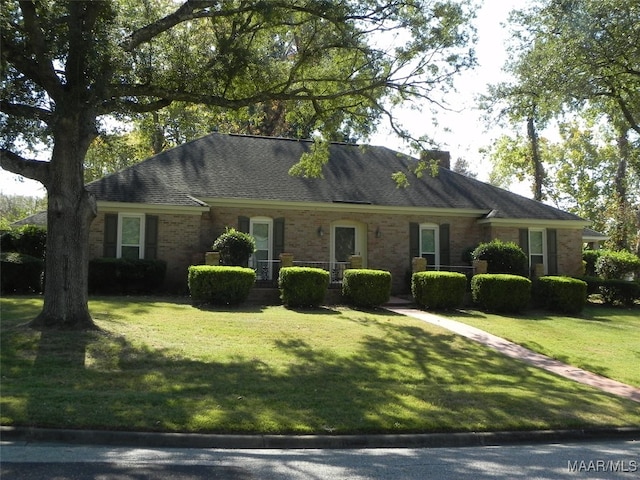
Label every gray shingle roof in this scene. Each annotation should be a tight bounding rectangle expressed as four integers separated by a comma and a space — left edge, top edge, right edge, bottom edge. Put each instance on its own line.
86, 133, 584, 221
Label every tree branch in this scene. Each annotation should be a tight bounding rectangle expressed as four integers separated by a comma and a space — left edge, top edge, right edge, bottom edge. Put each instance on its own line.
0, 100, 52, 123
0, 149, 50, 187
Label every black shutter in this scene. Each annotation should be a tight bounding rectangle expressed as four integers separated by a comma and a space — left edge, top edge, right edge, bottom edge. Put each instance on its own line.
103, 214, 118, 257
144, 215, 159, 260
238, 216, 250, 233
273, 217, 285, 257
409, 222, 419, 262
547, 229, 558, 275
439, 223, 450, 268
519, 228, 529, 255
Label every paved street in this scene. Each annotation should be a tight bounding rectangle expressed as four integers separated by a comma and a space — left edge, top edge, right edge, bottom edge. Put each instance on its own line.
2, 440, 638, 479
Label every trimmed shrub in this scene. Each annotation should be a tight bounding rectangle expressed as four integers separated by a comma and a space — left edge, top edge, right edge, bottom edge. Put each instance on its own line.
582, 249, 602, 277
89, 258, 167, 294
599, 279, 640, 306
595, 250, 640, 280
212, 228, 256, 267
188, 265, 255, 305
471, 274, 531, 313
472, 240, 527, 276
279, 267, 329, 308
0, 252, 44, 293
0, 225, 47, 258
412, 271, 466, 310
342, 269, 391, 308
535, 276, 587, 314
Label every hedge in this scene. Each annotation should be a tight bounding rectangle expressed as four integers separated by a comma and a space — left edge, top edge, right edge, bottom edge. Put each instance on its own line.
412, 271, 467, 310
595, 250, 640, 280
471, 274, 531, 313
342, 269, 391, 308
535, 276, 587, 314
188, 265, 255, 305
0, 252, 44, 293
279, 267, 329, 308
89, 258, 167, 294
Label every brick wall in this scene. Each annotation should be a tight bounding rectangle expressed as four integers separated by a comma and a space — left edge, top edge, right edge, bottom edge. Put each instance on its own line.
90, 207, 585, 293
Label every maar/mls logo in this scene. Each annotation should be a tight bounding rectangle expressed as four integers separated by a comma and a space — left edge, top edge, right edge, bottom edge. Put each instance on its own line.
567, 459, 638, 473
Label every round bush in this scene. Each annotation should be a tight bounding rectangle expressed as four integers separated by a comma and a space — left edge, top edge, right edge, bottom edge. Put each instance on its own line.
595, 250, 640, 280
412, 271, 466, 310
472, 240, 527, 276
471, 274, 531, 313
188, 265, 256, 305
535, 276, 587, 314
342, 269, 391, 308
279, 267, 329, 308
212, 228, 256, 267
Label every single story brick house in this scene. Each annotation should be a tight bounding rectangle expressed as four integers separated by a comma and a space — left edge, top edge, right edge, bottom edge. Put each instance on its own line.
85, 133, 589, 292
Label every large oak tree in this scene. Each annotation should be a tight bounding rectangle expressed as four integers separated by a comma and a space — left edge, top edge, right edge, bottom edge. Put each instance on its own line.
1, 0, 476, 328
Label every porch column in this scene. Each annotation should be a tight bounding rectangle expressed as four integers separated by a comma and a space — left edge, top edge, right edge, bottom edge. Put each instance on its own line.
280, 252, 294, 268
205, 252, 220, 266
412, 257, 427, 273
348, 255, 363, 269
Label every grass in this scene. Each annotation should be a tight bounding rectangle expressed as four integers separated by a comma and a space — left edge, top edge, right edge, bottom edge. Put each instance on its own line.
1, 295, 639, 435
442, 302, 640, 388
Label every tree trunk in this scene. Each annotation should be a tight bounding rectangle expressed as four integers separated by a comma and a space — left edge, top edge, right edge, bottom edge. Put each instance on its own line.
527, 116, 544, 202
611, 131, 630, 251
30, 114, 97, 330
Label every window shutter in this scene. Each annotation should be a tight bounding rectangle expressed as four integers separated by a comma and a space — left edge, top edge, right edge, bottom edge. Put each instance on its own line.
409, 222, 419, 262
273, 217, 285, 257
103, 214, 118, 257
519, 228, 529, 255
439, 223, 450, 268
144, 215, 159, 260
238, 216, 250, 233
547, 229, 558, 275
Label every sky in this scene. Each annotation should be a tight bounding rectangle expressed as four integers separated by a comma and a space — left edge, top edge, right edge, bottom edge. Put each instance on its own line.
0, 0, 523, 199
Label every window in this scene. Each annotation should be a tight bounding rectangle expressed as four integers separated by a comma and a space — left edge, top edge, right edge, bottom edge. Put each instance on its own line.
118, 213, 145, 259
420, 224, 440, 269
250, 217, 273, 279
528, 228, 546, 275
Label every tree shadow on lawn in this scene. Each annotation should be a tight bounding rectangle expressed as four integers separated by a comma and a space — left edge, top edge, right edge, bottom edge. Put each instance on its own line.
3, 314, 639, 434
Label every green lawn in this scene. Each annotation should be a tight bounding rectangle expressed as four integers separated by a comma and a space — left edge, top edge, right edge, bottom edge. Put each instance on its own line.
442, 303, 640, 388
1, 296, 639, 435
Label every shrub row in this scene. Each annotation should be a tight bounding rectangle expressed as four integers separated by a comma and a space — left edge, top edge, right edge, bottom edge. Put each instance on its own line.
0, 252, 44, 293
187, 266, 393, 308
576, 276, 640, 306
534, 276, 587, 314
89, 258, 167, 294
471, 274, 532, 313
0, 225, 47, 259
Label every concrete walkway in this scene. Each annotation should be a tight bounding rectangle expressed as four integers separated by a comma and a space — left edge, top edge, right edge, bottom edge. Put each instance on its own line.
385, 306, 640, 404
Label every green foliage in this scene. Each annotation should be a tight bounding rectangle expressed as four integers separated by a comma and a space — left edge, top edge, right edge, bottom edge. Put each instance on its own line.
0, 225, 47, 258
471, 274, 531, 313
412, 271, 467, 310
595, 250, 640, 280
188, 266, 256, 305
341, 269, 391, 308
472, 240, 527, 276
212, 228, 256, 267
599, 280, 640, 307
278, 267, 330, 308
534, 276, 587, 314
582, 249, 603, 277
0, 194, 47, 230
88, 258, 167, 294
0, 252, 44, 293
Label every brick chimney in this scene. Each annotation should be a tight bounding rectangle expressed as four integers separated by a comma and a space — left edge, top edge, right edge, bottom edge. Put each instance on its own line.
420, 150, 451, 170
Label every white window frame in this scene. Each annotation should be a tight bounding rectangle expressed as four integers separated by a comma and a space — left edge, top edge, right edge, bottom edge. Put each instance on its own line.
330, 221, 366, 267
419, 223, 440, 269
250, 217, 273, 279
117, 213, 145, 260
528, 228, 547, 275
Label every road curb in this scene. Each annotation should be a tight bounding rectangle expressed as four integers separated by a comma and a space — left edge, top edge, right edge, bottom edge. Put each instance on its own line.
2, 426, 639, 449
